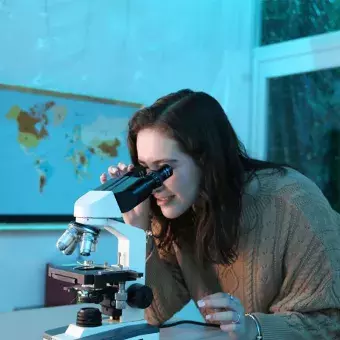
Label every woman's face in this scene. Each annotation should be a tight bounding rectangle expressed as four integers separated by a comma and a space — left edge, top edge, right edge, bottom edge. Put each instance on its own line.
136, 128, 201, 219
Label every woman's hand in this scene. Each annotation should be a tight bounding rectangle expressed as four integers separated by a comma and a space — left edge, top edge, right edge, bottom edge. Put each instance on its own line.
100, 162, 151, 230
197, 292, 257, 340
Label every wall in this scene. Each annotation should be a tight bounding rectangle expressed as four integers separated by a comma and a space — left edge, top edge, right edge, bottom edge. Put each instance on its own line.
0, 0, 256, 320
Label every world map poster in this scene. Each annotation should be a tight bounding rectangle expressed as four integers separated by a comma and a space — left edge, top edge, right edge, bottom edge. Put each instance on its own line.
0, 85, 141, 221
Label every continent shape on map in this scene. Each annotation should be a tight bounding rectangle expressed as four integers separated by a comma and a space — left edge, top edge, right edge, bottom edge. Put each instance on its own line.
6, 102, 51, 148
6, 101, 67, 192
35, 157, 54, 193
65, 115, 125, 180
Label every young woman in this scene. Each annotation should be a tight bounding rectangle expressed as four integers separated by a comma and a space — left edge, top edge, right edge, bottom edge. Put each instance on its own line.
100, 89, 340, 339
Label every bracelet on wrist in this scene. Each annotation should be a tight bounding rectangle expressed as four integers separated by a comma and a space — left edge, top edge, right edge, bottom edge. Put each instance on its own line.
245, 313, 263, 340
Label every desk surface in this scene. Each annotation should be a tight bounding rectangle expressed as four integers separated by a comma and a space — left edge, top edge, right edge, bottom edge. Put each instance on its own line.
0, 304, 225, 339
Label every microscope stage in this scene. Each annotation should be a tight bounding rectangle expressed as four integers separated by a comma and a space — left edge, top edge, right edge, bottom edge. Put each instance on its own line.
48, 264, 143, 289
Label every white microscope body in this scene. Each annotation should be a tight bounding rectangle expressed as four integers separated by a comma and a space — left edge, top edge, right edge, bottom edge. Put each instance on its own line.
44, 165, 172, 340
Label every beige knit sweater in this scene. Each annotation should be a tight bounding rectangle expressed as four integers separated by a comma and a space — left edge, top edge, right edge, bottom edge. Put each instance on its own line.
145, 168, 340, 339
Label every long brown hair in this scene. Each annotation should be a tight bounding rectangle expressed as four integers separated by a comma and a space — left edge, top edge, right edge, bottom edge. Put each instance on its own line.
127, 89, 285, 265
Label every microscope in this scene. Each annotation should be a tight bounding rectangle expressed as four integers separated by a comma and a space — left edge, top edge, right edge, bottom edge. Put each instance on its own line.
43, 165, 173, 340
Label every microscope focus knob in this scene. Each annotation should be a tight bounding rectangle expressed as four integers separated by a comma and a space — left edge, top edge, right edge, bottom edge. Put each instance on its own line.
76, 307, 102, 327
126, 283, 154, 309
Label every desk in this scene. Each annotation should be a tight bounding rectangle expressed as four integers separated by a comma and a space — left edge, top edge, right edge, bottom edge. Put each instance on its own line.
0, 304, 225, 339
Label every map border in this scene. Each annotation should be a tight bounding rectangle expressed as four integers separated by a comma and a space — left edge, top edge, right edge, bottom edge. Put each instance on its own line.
0, 83, 143, 226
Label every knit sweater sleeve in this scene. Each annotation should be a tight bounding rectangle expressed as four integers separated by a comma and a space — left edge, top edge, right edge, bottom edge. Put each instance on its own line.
144, 235, 191, 325
253, 178, 340, 339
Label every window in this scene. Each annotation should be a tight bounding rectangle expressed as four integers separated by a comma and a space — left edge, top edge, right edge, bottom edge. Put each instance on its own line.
252, 0, 340, 211
267, 68, 340, 211
261, 0, 340, 45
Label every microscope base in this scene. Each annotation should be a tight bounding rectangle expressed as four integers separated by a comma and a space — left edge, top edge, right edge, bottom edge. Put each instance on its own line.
43, 320, 160, 339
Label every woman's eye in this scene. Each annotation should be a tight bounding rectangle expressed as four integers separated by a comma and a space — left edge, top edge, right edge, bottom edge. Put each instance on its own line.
143, 164, 175, 174
145, 167, 158, 174
146, 167, 161, 174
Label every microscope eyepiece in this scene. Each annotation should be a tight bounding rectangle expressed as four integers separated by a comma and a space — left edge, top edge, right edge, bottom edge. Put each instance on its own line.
133, 164, 173, 193
115, 164, 173, 213
147, 164, 173, 187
